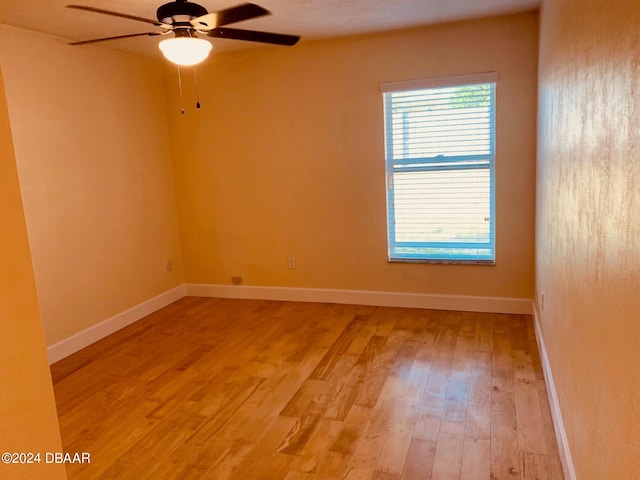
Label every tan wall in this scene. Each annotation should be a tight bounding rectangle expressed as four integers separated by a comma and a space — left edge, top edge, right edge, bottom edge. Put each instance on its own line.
0, 61, 65, 479
168, 12, 538, 299
536, 0, 640, 477
0, 26, 184, 346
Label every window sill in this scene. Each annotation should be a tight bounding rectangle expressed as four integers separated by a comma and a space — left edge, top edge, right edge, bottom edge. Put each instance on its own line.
388, 258, 496, 265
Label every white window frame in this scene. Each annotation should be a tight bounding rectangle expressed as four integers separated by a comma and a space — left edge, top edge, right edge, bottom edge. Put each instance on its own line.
380, 72, 497, 264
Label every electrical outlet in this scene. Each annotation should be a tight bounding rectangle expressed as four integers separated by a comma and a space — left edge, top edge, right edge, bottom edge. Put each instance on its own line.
232, 276, 243, 285
166, 259, 173, 272
287, 257, 296, 269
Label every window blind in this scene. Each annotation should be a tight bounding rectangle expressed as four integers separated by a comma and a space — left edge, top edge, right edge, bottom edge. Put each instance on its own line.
382, 74, 496, 263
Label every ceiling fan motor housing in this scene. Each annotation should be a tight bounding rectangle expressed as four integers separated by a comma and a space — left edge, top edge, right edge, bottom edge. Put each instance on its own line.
157, 0, 208, 24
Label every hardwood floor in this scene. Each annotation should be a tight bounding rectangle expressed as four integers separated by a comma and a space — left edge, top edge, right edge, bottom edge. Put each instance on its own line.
51, 297, 564, 480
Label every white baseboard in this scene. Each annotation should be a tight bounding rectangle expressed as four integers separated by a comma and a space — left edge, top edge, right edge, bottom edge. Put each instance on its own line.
47, 283, 532, 365
185, 284, 533, 315
532, 303, 576, 480
47, 285, 186, 364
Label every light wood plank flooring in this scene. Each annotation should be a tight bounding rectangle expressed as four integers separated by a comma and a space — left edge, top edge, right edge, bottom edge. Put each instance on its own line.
52, 297, 564, 480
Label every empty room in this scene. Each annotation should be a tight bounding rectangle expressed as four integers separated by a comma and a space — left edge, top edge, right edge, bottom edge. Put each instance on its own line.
0, 0, 638, 479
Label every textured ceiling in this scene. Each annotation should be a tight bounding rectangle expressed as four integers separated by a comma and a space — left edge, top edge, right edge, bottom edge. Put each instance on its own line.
0, 0, 540, 59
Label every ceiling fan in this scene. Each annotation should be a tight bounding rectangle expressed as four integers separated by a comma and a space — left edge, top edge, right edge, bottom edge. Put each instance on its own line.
66, 1, 300, 65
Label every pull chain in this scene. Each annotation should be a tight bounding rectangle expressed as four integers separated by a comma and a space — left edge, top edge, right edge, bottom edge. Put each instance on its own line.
177, 66, 185, 115
193, 67, 201, 109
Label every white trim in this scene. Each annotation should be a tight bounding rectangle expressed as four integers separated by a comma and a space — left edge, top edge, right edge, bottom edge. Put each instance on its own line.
47, 284, 533, 365
185, 284, 532, 315
47, 285, 186, 364
532, 303, 577, 480
380, 71, 498, 93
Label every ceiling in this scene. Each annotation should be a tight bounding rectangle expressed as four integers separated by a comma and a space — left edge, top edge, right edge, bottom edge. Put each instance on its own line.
0, 0, 540, 59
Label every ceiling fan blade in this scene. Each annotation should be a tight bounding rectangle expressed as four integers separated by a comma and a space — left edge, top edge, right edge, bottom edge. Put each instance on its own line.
192, 3, 270, 30
68, 32, 164, 46
66, 5, 164, 27
208, 27, 299, 46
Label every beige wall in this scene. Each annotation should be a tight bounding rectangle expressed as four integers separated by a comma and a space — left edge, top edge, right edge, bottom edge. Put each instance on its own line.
536, 0, 640, 478
168, 12, 538, 299
0, 26, 184, 346
0, 61, 65, 480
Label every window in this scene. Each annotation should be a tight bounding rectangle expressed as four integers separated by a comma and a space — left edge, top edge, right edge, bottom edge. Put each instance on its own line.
381, 72, 497, 264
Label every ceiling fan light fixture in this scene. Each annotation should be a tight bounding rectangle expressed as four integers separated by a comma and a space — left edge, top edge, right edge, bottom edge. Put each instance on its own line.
158, 36, 212, 66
